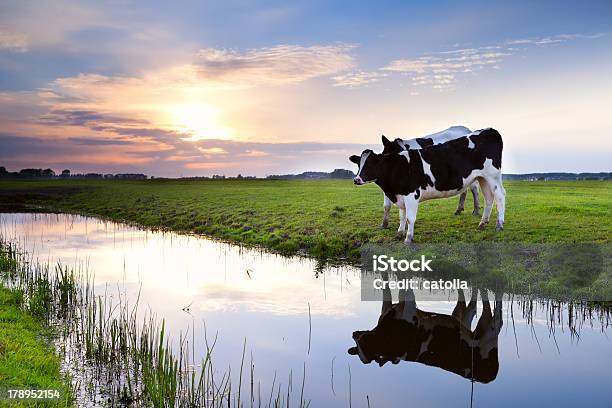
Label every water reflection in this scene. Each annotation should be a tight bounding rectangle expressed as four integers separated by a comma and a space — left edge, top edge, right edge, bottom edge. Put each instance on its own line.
1, 213, 611, 407
349, 286, 502, 384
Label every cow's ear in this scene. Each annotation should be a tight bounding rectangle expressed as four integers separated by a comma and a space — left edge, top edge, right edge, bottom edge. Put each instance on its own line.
381, 135, 391, 146
347, 347, 358, 355
349, 155, 360, 164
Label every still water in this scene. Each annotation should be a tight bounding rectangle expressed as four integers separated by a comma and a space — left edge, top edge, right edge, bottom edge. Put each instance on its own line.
1, 213, 610, 407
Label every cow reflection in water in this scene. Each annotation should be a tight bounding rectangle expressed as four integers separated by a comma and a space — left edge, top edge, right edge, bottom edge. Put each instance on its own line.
348, 287, 502, 383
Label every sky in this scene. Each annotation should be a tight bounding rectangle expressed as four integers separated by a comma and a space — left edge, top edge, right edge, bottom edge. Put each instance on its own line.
0, 0, 611, 177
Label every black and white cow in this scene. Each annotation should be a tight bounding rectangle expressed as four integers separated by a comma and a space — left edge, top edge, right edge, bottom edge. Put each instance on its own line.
350, 128, 505, 244
378, 126, 480, 230
348, 287, 503, 383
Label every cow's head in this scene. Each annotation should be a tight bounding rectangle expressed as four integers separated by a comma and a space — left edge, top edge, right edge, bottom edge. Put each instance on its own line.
349, 149, 381, 185
381, 135, 405, 155
348, 330, 380, 364
348, 311, 420, 366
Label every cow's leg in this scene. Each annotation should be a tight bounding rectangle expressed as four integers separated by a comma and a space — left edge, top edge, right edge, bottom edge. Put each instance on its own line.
493, 292, 503, 333
453, 288, 478, 328
395, 197, 406, 239
399, 288, 417, 323
379, 274, 393, 322
452, 289, 467, 319
470, 182, 481, 216
381, 194, 391, 229
455, 192, 467, 215
474, 291, 504, 360
402, 193, 419, 245
462, 288, 478, 328
492, 176, 506, 231
477, 178, 494, 230
474, 290, 493, 340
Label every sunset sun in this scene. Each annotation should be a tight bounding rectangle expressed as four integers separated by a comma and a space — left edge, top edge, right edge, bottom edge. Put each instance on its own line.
167, 103, 231, 141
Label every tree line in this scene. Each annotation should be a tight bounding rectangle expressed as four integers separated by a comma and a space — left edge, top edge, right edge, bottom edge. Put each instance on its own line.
0, 167, 147, 180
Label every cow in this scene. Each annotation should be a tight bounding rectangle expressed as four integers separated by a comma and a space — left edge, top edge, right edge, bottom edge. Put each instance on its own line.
382, 133, 480, 218
380, 125, 481, 225
349, 128, 505, 245
348, 286, 503, 384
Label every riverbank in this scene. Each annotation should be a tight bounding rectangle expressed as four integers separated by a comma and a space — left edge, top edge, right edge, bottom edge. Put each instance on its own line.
0, 179, 610, 261
0, 246, 71, 407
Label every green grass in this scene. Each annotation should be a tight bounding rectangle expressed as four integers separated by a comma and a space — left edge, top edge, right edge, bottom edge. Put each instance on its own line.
0, 287, 71, 407
0, 239, 305, 407
0, 179, 610, 260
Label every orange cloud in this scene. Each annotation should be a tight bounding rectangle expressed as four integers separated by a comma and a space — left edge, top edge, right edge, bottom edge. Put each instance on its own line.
184, 162, 236, 169
197, 147, 227, 155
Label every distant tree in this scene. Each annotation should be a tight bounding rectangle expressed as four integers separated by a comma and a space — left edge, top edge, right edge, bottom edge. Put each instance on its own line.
114, 173, 147, 179
329, 168, 355, 179
20, 168, 43, 177
236, 174, 243, 179
42, 168, 55, 177
61, 169, 71, 178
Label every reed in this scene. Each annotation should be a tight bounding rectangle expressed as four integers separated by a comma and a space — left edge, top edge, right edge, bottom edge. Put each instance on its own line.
0, 238, 309, 407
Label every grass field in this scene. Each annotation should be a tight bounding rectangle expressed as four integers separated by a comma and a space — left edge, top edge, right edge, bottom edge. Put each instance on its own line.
0, 289, 71, 408
0, 247, 72, 408
0, 179, 610, 260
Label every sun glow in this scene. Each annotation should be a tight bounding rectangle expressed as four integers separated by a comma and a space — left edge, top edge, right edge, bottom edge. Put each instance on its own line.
167, 103, 231, 141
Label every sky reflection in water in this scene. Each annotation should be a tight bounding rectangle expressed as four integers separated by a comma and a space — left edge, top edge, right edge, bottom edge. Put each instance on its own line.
1, 213, 610, 407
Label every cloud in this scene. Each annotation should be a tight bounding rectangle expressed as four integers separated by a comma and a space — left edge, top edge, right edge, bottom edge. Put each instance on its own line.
0, 131, 371, 177
0, 133, 154, 168
195, 44, 355, 87
378, 32, 606, 90
333, 71, 387, 88
184, 162, 234, 170
382, 48, 510, 90
0, 133, 71, 157
191, 140, 368, 157
67, 137, 137, 146
505, 32, 606, 46
243, 150, 268, 157
0, 70, 374, 176
25, 71, 218, 144
40, 109, 149, 127
198, 147, 227, 155
0, 27, 28, 51
16, 44, 360, 145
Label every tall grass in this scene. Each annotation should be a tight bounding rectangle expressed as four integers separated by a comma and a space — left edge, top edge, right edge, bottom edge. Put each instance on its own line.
0, 239, 310, 407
